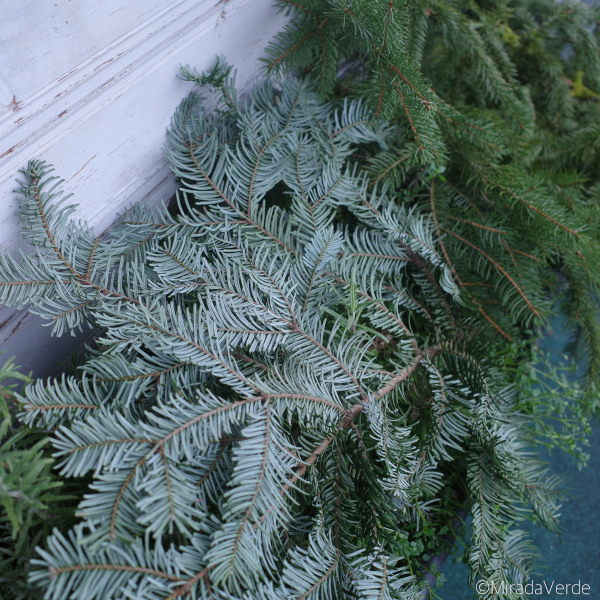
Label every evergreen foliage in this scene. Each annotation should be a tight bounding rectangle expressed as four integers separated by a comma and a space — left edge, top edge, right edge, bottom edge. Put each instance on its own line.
0, 359, 76, 599
0, 61, 593, 598
265, 0, 600, 385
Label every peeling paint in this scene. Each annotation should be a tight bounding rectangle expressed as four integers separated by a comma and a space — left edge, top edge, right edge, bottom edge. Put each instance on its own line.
0, 315, 13, 331
0, 145, 16, 160
69, 154, 97, 181
94, 58, 115, 72
5, 95, 21, 111
58, 68, 78, 83
9, 314, 28, 337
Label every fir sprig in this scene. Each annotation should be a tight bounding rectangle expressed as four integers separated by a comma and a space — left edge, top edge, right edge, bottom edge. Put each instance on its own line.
0, 64, 590, 598
265, 0, 600, 380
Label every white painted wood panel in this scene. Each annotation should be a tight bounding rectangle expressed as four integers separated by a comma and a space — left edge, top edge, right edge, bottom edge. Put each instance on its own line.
0, 0, 287, 377
0, 0, 167, 104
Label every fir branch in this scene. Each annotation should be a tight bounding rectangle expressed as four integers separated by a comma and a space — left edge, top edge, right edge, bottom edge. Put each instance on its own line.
3, 54, 595, 599
441, 227, 541, 318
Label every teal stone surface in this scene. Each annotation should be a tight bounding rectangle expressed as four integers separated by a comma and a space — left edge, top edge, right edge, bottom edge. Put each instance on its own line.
437, 316, 600, 598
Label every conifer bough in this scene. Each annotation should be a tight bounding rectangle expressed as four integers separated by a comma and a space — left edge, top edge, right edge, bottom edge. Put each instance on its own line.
266, 0, 600, 383
0, 61, 591, 599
